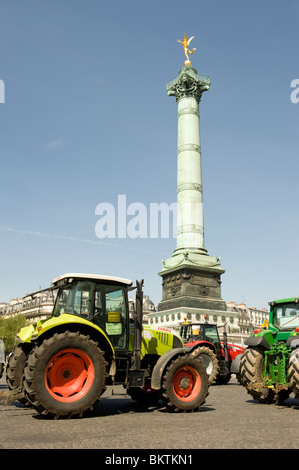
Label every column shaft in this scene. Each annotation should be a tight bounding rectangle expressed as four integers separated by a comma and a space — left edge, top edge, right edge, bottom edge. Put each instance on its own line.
176, 96, 206, 254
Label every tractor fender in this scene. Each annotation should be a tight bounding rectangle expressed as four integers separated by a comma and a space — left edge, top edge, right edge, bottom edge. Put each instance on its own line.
18, 313, 115, 360
245, 336, 270, 349
230, 352, 244, 374
184, 341, 216, 353
286, 337, 299, 350
150, 347, 186, 390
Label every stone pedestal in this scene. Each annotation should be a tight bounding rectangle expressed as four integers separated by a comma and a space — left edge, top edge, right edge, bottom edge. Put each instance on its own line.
158, 254, 226, 312
158, 65, 226, 313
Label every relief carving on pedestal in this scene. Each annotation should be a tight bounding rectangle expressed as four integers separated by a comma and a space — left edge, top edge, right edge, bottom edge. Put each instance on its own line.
163, 273, 182, 299
162, 270, 222, 300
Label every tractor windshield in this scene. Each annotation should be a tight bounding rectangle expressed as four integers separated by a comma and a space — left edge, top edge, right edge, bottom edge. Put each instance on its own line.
54, 280, 128, 349
181, 323, 221, 347
273, 302, 299, 331
204, 324, 221, 346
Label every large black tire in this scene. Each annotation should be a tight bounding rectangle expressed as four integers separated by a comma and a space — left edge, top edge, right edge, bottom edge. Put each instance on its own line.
240, 347, 275, 403
161, 355, 209, 412
191, 346, 219, 384
23, 331, 108, 418
127, 382, 161, 405
6, 344, 31, 405
215, 370, 231, 385
288, 347, 299, 399
240, 346, 291, 404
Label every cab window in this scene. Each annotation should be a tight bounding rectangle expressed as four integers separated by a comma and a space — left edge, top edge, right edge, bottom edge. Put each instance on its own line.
94, 284, 127, 350
273, 303, 299, 330
55, 281, 93, 319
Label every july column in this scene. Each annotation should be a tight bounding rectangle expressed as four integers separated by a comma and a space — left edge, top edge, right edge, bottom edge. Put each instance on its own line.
166, 65, 210, 257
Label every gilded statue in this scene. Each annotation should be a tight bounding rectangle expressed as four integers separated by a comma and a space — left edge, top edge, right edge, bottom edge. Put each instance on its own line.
177, 33, 196, 66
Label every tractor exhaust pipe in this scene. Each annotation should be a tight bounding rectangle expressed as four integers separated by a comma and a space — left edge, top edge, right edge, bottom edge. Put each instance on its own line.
128, 279, 145, 388
223, 322, 229, 362
133, 279, 144, 371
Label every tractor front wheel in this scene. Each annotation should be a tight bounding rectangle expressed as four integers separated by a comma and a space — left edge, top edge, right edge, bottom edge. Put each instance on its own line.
23, 331, 108, 418
191, 346, 219, 384
162, 355, 209, 412
240, 346, 275, 403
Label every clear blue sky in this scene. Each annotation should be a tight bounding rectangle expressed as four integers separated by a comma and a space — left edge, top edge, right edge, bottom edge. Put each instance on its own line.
0, 0, 298, 309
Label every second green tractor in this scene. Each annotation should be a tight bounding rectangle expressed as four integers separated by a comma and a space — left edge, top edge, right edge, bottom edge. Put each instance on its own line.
240, 297, 299, 403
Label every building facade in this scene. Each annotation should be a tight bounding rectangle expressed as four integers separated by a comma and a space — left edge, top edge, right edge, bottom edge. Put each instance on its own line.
0, 291, 268, 346
0, 291, 55, 322
147, 300, 269, 345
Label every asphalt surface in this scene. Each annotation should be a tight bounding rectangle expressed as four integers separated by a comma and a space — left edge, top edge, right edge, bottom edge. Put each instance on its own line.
0, 372, 299, 451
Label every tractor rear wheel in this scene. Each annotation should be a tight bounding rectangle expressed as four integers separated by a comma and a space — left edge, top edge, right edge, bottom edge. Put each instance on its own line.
23, 331, 108, 418
288, 347, 299, 399
240, 346, 275, 403
161, 355, 209, 412
191, 346, 219, 384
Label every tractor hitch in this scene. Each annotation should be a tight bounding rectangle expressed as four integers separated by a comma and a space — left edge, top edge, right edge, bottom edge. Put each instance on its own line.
247, 381, 289, 393
0, 388, 25, 406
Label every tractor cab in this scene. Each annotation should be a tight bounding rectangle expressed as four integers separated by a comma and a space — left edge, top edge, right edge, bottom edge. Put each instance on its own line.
271, 299, 299, 334
180, 319, 222, 354
52, 273, 133, 351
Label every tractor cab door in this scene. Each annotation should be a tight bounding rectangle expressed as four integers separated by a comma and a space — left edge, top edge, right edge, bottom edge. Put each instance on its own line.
180, 324, 190, 342
93, 283, 128, 350
203, 324, 222, 357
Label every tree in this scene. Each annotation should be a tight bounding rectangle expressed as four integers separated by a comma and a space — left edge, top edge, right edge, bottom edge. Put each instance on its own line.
0, 315, 28, 356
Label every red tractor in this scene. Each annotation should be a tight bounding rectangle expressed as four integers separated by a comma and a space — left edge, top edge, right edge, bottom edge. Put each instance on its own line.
179, 317, 245, 384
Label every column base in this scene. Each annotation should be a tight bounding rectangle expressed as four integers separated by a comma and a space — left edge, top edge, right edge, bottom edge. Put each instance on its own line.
158, 249, 226, 312
159, 248, 224, 274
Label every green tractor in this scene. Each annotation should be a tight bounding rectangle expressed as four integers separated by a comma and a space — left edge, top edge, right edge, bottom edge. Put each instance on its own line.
2, 273, 209, 417
240, 296, 299, 404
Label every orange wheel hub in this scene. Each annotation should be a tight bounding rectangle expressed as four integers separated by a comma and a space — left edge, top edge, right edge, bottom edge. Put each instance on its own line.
173, 366, 201, 402
45, 348, 94, 403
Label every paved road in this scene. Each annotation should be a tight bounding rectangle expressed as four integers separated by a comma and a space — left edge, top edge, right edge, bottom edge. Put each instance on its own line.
0, 373, 299, 450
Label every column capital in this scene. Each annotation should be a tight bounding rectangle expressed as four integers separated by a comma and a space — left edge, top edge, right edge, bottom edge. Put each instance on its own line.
166, 66, 210, 102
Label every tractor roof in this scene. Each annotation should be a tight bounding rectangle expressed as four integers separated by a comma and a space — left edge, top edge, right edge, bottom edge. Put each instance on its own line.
269, 297, 299, 306
52, 273, 133, 287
